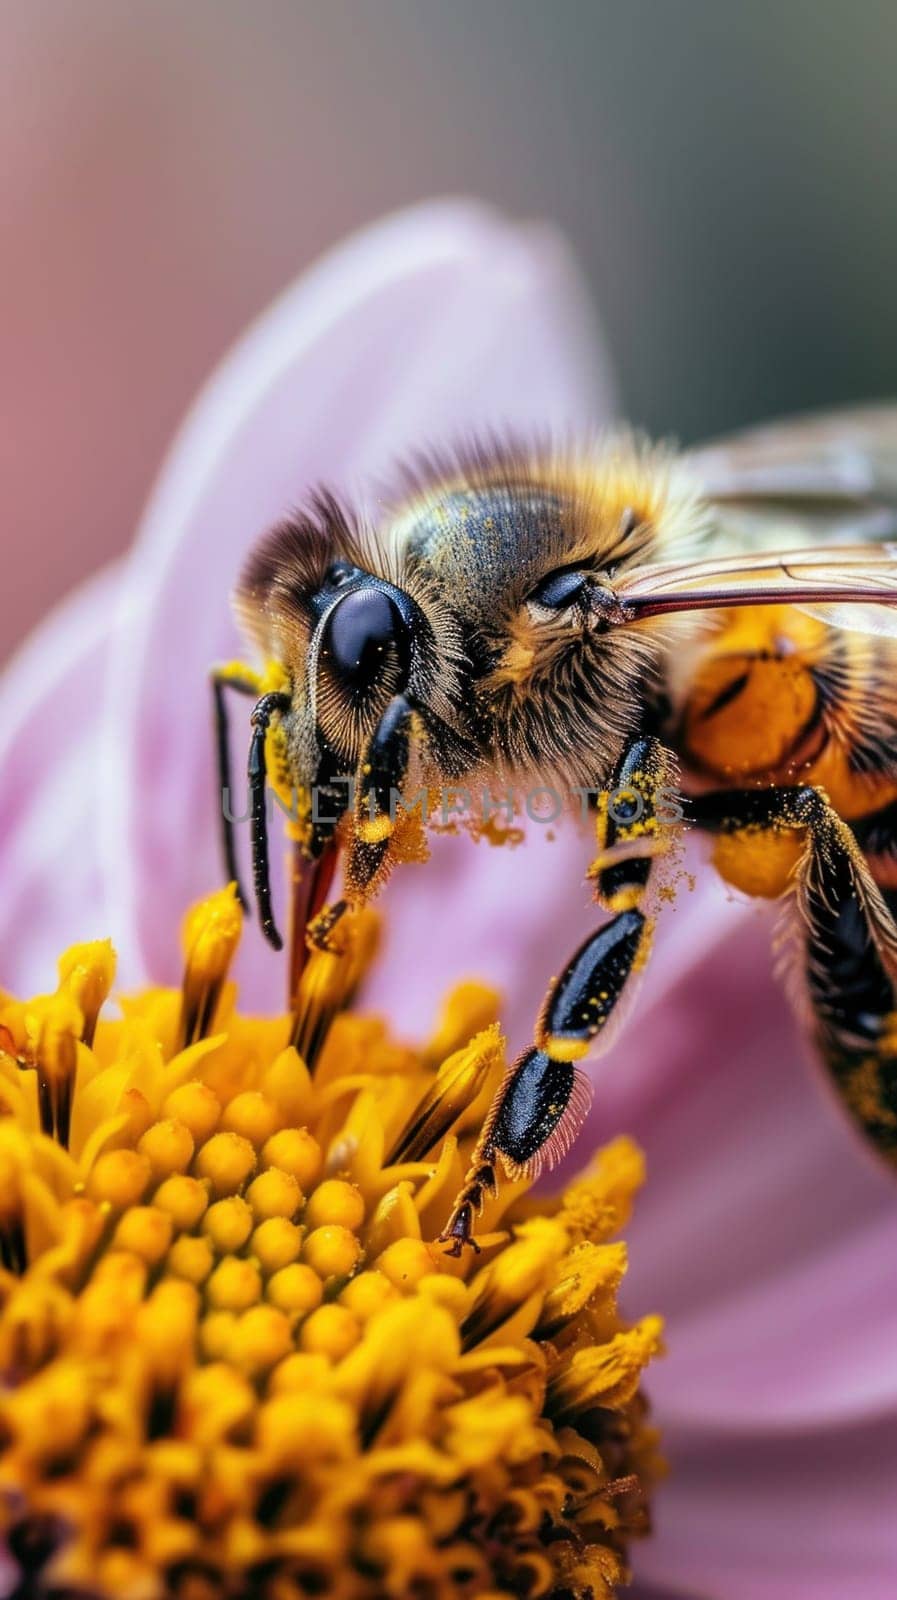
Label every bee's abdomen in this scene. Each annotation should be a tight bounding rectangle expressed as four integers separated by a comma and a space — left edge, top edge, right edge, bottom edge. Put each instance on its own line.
679, 605, 897, 811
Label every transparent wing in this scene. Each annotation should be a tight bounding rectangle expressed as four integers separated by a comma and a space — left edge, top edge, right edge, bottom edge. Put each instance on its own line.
687, 403, 897, 549
613, 542, 897, 637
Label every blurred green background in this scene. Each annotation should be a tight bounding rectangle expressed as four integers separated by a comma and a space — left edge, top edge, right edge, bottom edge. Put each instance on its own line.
4, 0, 896, 655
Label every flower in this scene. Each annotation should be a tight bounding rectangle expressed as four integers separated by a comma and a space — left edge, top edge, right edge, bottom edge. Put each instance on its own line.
0, 200, 895, 1597
0, 889, 662, 1599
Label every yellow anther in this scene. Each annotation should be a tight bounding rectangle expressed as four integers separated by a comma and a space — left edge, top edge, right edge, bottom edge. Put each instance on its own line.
302, 1224, 362, 1280
161, 1080, 221, 1142
338, 1270, 399, 1321
167, 1234, 215, 1285
138, 1118, 195, 1177
111, 1205, 174, 1265
266, 1262, 324, 1316
547, 1314, 664, 1416
388, 1023, 504, 1164
227, 1305, 292, 1375
206, 1255, 263, 1312
374, 1238, 444, 1292
245, 1168, 302, 1221
202, 1197, 254, 1253
250, 1217, 303, 1273
179, 886, 242, 1045
195, 1132, 256, 1196
260, 1126, 321, 1189
57, 939, 116, 1046
221, 1091, 281, 1147
304, 1178, 365, 1231
152, 1175, 208, 1231
299, 1303, 360, 1359
87, 1150, 152, 1209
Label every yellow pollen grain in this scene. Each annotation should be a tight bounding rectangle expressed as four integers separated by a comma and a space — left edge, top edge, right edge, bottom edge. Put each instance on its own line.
166, 1234, 215, 1285
87, 1150, 152, 1208
260, 1126, 322, 1189
221, 1091, 282, 1147
206, 1255, 263, 1312
195, 1131, 256, 1195
302, 1224, 362, 1280
299, 1303, 360, 1359
199, 1309, 237, 1362
227, 1305, 293, 1375
338, 1270, 399, 1321
374, 1238, 444, 1291
250, 1217, 303, 1273
138, 1118, 195, 1177
266, 1262, 324, 1316
202, 1197, 254, 1253
304, 1178, 365, 1231
246, 1167, 301, 1221
161, 1080, 221, 1143
111, 1206, 173, 1265
357, 814, 394, 845
152, 1174, 208, 1230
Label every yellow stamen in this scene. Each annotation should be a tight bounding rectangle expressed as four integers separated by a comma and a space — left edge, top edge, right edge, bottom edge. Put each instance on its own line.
179, 883, 242, 1046
0, 892, 662, 1600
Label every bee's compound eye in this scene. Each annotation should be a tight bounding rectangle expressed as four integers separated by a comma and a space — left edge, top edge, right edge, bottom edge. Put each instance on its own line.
322, 587, 410, 693
528, 568, 590, 611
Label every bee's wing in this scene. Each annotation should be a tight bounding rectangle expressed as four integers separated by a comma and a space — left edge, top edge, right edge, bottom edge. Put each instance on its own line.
613, 542, 897, 637
686, 402, 897, 548
622, 404, 897, 635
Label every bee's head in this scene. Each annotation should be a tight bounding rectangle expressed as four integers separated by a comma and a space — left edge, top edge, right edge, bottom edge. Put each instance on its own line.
234, 492, 467, 783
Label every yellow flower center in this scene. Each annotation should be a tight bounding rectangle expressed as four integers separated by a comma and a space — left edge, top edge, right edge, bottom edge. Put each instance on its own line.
0, 887, 663, 1599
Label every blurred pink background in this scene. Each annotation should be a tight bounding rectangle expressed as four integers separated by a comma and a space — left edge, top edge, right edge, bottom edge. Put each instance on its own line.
4, 0, 897, 663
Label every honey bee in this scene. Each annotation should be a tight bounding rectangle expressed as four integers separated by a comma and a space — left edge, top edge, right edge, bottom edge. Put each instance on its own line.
213, 405, 897, 1251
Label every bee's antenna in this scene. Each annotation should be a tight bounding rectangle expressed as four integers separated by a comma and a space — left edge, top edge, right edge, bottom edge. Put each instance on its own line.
248, 692, 292, 951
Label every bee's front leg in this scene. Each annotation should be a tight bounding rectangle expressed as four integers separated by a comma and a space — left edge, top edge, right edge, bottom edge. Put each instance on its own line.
440, 737, 678, 1254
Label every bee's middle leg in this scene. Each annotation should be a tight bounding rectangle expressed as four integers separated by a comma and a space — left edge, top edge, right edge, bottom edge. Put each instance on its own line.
439, 736, 677, 1253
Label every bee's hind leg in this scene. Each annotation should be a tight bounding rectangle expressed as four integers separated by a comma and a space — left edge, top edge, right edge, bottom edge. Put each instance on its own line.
691, 785, 897, 1167
439, 736, 679, 1254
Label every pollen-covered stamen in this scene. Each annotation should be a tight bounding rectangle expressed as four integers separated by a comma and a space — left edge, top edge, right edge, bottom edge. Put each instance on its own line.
179, 884, 242, 1047
386, 1023, 504, 1163
0, 1137, 27, 1273
535, 1240, 629, 1340
290, 904, 380, 1065
31, 993, 81, 1146
547, 1316, 665, 1420
460, 1217, 568, 1349
56, 940, 116, 1050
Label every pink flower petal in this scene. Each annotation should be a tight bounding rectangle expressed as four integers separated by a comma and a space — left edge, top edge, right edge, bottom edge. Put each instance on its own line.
0, 565, 121, 991
95, 199, 611, 1007
634, 1415, 897, 1600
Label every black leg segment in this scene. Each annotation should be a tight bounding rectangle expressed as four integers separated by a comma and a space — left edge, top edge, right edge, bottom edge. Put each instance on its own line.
248, 691, 292, 951
441, 735, 676, 1253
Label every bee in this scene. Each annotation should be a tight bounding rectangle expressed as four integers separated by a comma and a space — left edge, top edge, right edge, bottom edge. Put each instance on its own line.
213, 405, 897, 1252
